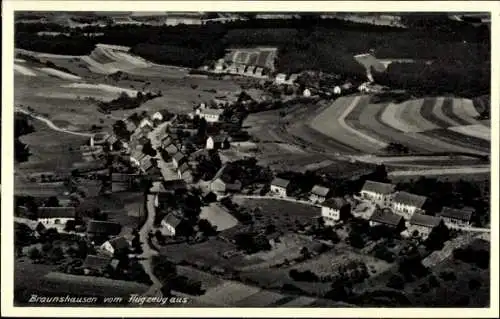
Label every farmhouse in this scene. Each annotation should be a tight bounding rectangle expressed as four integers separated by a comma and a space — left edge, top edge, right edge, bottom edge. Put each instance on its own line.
82, 255, 112, 274
391, 191, 427, 219
92, 132, 111, 145
86, 220, 122, 238
100, 236, 130, 256
196, 108, 224, 123
177, 162, 194, 183
407, 213, 444, 238
369, 208, 405, 231
140, 155, 154, 171
153, 179, 188, 207
37, 207, 76, 227
270, 177, 291, 198
310, 185, 331, 203
321, 198, 351, 225
139, 118, 154, 129
438, 206, 474, 228
161, 213, 187, 236
274, 73, 287, 84
206, 135, 230, 150
360, 180, 395, 207
210, 165, 243, 194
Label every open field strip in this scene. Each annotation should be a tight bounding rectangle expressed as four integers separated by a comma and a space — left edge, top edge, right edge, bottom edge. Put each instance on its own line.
380, 101, 421, 133
61, 82, 138, 96
441, 98, 472, 125
14, 64, 37, 76
420, 128, 490, 153
448, 124, 490, 141
400, 99, 440, 132
15, 48, 83, 59
388, 166, 490, 177
81, 55, 119, 74
15, 58, 26, 63
310, 96, 387, 153
233, 289, 287, 307
453, 98, 481, 124
280, 296, 317, 307
428, 97, 463, 127
35, 67, 82, 80
406, 131, 489, 155
196, 281, 262, 306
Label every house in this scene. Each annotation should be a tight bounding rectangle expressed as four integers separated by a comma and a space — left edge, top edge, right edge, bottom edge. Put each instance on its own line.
152, 111, 164, 122
321, 198, 351, 225
86, 220, 122, 238
303, 88, 312, 97
171, 152, 187, 168
369, 208, 405, 231
333, 86, 342, 95
100, 236, 130, 256
438, 206, 474, 228
275, 73, 287, 84
309, 185, 331, 203
254, 67, 264, 77
37, 207, 76, 227
161, 213, 183, 236
154, 179, 188, 207
209, 164, 242, 194
270, 177, 291, 198
391, 191, 427, 219
196, 108, 224, 123
82, 255, 112, 275
177, 162, 191, 179
408, 213, 444, 238
206, 135, 230, 150
140, 155, 154, 171
360, 180, 395, 207
92, 132, 111, 145
138, 118, 153, 129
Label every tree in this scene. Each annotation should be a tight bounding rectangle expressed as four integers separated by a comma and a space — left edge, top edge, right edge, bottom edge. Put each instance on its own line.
468, 278, 481, 290
49, 246, 65, 262
64, 220, 76, 232
28, 247, 42, 260
198, 219, 217, 236
387, 274, 405, 290
197, 117, 208, 139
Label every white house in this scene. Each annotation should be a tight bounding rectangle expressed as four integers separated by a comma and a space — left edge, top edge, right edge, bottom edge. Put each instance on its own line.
37, 207, 76, 227
407, 213, 444, 239
196, 108, 224, 123
437, 206, 474, 228
321, 198, 351, 225
333, 86, 342, 95
309, 185, 331, 203
139, 118, 154, 129
100, 236, 130, 256
275, 73, 287, 84
172, 152, 187, 169
391, 191, 427, 220
152, 111, 164, 122
360, 180, 395, 207
206, 135, 229, 150
369, 208, 405, 231
303, 88, 312, 97
270, 177, 291, 198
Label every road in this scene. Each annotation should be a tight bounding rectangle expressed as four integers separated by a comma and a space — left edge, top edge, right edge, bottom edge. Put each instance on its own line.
231, 194, 322, 208
15, 106, 95, 137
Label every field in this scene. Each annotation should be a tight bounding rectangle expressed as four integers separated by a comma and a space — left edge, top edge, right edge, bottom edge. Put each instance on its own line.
200, 204, 238, 232
223, 47, 277, 70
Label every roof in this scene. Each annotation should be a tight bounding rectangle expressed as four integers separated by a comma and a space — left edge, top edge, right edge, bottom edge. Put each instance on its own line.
369, 209, 403, 227
409, 213, 442, 228
393, 191, 427, 208
311, 185, 330, 197
178, 162, 190, 174
37, 207, 76, 219
438, 206, 474, 222
361, 180, 395, 195
106, 236, 130, 250
271, 177, 290, 189
162, 213, 182, 228
86, 220, 122, 235
322, 197, 349, 210
210, 135, 229, 143
200, 108, 224, 116
173, 152, 186, 163
82, 255, 112, 269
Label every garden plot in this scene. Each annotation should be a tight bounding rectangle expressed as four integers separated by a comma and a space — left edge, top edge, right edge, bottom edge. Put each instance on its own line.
448, 124, 490, 141
14, 64, 37, 76
200, 204, 238, 231
310, 96, 386, 153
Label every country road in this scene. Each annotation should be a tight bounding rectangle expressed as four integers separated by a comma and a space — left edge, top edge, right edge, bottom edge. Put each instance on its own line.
15, 106, 95, 137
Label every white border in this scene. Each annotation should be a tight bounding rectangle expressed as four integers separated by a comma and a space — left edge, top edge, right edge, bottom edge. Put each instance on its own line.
2, 1, 499, 317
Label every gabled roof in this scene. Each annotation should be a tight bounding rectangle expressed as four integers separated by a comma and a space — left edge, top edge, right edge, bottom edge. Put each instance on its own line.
162, 213, 182, 228
82, 254, 112, 269
409, 213, 442, 228
86, 220, 122, 235
271, 177, 290, 189
322, 197, 349, 210
311, 185, 330, 197
173, 152, 186, 163
209, 135, 229, 143
438, 207, 474, 222
361, 180, 395, 195
178, 162, 190, 174
37, 207, 76, 219
106, 236, 130, 250
393, 191, 427, 208
369, 209, 403, 227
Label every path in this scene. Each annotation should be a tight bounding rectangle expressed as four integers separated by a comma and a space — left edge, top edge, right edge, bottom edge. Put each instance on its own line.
15, 106, 94, 137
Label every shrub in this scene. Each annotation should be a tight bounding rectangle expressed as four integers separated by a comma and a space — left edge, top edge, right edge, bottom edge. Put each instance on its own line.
387, 274, 405, 290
